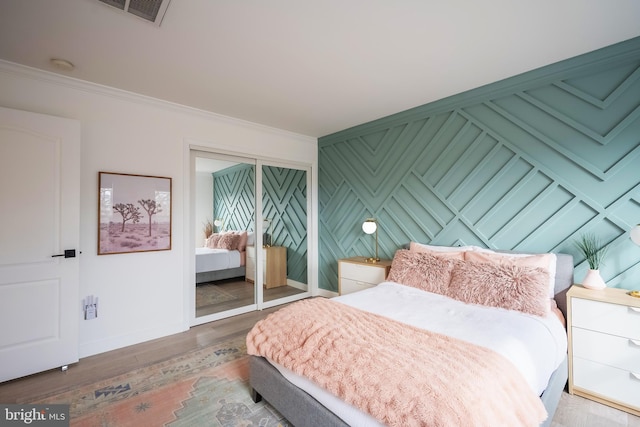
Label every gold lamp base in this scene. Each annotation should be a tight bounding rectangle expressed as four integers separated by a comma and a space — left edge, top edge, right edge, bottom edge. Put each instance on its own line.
365, 257, 380, 263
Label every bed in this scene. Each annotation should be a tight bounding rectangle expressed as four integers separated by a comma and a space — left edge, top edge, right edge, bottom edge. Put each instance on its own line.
195, 231, 252, 284
247, 244, 573, 427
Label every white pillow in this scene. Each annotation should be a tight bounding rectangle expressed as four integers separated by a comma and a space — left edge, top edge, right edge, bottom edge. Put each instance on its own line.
409, 242, 476, 253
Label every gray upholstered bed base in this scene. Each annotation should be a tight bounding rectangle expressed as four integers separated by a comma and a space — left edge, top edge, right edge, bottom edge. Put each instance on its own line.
250, 252, 574, 427
195, 266, 245, 284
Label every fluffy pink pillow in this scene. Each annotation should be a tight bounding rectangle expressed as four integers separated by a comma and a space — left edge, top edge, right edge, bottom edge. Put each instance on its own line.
409, 242, 465, 260
217, 233, 240, 250
206, 234, 220, 249
387, 249, 456, 295
447, 261, 550, 317
464, 251, 556, 297
235, 231, 248, 252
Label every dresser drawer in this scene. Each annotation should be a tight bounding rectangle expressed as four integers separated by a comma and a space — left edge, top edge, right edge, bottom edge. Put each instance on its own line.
572, 327, 640, 372
340, 278, 375, 295
340, 262, 386, 284
573, 357, 640, 410
571, 298, 640, 339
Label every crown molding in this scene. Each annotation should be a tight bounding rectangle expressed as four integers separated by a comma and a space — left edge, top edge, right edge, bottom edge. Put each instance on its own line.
0, 59, 317, 145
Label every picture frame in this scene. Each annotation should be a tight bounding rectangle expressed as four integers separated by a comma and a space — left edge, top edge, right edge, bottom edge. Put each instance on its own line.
98, 172, 172, 255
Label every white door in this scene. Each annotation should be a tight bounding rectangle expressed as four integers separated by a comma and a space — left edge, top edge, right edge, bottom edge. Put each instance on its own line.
0, 106, 80, 382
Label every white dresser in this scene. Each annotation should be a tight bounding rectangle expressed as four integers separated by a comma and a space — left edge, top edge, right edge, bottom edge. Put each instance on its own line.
567, 285, 640, 416
338, 257, 392, 295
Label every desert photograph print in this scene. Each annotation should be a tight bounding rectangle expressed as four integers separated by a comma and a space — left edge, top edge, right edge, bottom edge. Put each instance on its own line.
98, 172, 171, 255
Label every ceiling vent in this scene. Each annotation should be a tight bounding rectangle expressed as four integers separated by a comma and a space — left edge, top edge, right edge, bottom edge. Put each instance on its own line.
97, 0, 171, 26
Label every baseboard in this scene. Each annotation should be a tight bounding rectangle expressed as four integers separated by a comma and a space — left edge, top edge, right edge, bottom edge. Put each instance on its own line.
78, 321, 186, 359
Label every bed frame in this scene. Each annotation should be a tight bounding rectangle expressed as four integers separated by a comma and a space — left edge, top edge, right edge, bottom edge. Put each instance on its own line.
249, 252, 574, 427
196, 266, 246, 284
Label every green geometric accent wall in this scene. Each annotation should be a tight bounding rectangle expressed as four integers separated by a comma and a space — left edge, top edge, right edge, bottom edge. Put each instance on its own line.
213, 164, 255, 232
263, 166, 308, 284
318, 36, 640, 292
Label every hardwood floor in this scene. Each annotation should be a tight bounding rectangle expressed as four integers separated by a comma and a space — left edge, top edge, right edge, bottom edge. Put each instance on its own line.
0, 304, 284, 404
2, 305, 639, 427
195, 278, 306, 317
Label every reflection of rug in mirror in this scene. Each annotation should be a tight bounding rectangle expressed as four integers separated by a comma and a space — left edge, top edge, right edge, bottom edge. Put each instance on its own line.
196, 284, 239, 308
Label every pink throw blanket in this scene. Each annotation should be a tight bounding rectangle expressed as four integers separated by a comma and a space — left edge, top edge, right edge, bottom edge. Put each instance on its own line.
247, 298, 547, 427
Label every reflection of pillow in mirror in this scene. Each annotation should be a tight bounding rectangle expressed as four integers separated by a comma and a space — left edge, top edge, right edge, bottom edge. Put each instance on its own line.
217, 233, 240, 250
206, 234, 220, 249
447, 261, 550, 317
236, 231, 248, 252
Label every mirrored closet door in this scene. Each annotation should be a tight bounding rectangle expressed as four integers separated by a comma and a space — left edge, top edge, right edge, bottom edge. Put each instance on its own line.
193, 151, 257, 321
191, 151, 311, 324
260, 163, 309, 303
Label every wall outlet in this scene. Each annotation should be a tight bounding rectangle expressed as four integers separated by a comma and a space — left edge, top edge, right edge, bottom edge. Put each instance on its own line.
83, 295, 98, 320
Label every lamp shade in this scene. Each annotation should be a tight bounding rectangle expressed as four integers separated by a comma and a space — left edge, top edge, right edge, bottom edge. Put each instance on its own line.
362, 219, 377, 234
631, 224, 640, 245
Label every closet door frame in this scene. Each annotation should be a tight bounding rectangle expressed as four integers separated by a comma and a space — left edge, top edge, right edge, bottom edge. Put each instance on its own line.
186, 145, 314, 327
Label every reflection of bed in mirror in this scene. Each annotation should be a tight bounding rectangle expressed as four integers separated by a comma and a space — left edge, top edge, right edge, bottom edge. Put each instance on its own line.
195, 231, 252, 284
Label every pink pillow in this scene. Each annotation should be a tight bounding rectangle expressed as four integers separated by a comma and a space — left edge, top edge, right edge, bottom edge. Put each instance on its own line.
206, 234, 220, 249
447, 261, 550, 317
387, 249, 456, 295
235, 231, 248, 252
464, 251, 556, 297
216, 233, 240, 250
409, 242, 465, 260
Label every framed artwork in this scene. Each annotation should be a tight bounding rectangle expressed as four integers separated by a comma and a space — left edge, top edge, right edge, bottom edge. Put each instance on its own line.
98, 172, 172, 255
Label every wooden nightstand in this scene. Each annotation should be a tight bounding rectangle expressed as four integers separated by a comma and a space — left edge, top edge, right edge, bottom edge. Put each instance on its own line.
246, 246, 287, 288
338, 257, 392, 295
567, 285, 640, 416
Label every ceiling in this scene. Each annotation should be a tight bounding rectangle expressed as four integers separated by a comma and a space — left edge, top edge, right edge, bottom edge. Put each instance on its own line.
1, 1, 639, 138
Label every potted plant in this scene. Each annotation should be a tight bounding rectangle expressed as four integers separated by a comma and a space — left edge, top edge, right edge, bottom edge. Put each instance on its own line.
575, 233, 609, 290
203, 219, 214, 239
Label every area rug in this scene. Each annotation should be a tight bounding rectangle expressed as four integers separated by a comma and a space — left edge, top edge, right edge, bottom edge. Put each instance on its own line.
30, 335, 290, 427
196, 284, 238, 308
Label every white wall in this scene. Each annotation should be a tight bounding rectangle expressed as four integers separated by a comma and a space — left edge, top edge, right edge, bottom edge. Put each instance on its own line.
0, 61, 317, 358
195, 171, 214, 247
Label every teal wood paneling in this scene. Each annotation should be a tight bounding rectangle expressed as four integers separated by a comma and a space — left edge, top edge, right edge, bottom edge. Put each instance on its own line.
318, 37, 640, 292
213, 164, 255, 232
263, 166, 308, 284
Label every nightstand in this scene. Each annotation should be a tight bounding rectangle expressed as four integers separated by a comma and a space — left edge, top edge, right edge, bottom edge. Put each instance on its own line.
246, 246, 287, 288
338, 257, 392, 295
567, 285, 640, 416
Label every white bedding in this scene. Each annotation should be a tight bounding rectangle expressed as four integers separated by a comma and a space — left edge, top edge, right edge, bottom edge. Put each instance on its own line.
270, 281, 567, 427
195, 247, 241, 273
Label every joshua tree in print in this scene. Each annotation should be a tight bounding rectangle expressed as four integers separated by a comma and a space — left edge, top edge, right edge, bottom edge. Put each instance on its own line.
138, 199, 162, 236
113, 203, 142, 232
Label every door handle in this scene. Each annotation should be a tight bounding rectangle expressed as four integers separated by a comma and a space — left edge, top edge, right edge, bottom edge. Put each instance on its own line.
52, 249, 77, 258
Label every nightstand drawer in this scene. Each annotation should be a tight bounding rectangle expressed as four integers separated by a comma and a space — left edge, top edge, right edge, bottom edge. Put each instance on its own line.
572, 327, 640, 372
573, 357, 640, 410
340, 262, 386, 284
340, 278, 375, 294
572, 298, 640, 340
